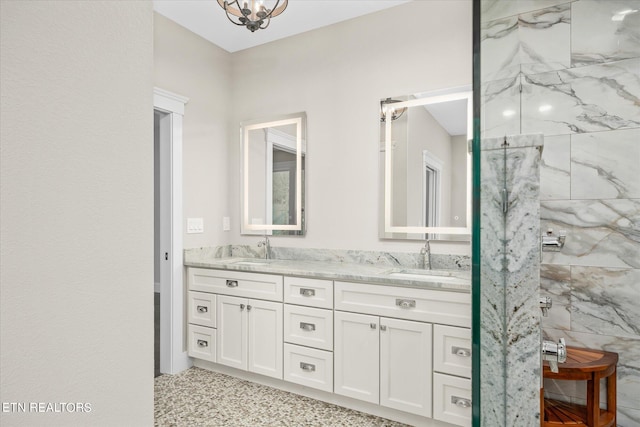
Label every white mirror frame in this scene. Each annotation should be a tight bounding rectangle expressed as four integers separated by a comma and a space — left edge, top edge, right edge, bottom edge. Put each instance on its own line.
383, 90, 472, 237
241, 113, 305, 233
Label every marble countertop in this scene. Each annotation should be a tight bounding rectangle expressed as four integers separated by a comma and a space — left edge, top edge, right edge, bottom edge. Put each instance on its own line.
184, 257, 471, 293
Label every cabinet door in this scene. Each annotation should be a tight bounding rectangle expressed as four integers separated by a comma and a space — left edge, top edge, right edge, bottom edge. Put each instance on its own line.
334, 311, 379, 404
247, 299, 283, 379
380, 317, 432, 417
216, 295, 247, 371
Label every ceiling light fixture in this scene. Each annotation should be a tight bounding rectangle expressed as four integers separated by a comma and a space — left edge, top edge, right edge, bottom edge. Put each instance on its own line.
380, 98, 407, 122
217, 0, 288, 32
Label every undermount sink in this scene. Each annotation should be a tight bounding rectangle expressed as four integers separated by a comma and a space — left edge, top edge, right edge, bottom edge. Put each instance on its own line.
385, 270, 465, 284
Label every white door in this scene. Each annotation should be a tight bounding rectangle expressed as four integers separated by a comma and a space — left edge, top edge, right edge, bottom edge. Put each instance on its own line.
334, 311, 379, 404
380, 317, 433, 417
216, 295, 247, 371
247, 299, 283, 379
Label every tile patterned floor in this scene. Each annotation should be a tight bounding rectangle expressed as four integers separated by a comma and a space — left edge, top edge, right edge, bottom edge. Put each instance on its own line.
154, 367, 411, 427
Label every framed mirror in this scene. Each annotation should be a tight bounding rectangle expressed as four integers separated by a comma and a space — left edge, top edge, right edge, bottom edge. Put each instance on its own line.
241, 112, 306, 236
380, 88, 471, 240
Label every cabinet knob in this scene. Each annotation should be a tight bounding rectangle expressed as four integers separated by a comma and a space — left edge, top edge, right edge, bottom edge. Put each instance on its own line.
300, 362, 316, 372
380, 325, 387, 331
452, 346, 471, 357
396, 299, 416, 309
226, 280, 238, 288
197, 305, 208, 314
300, 322, 316, 332
240, 304, 245, 310
197, 339, 208, 348
300, 288, 315, 297
370, 323, 377, 329
451, 396, 471, 409
247, 304, 252, 311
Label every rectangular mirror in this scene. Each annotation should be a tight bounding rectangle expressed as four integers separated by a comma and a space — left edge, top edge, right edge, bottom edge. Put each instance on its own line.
380, 88, 471, 240
241, 112, 306, 235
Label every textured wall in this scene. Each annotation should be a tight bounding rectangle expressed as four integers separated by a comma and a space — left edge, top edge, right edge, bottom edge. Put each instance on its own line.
1, 1, 154, 425
481, 0, 640, 425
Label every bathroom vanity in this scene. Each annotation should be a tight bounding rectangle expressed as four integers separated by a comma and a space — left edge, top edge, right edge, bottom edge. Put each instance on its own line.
184, 256, 472, 427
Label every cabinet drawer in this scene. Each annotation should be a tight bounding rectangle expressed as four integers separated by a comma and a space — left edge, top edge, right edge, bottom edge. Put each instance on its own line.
334, 281, 471, 327
188, 267, 283, 302
284, 343, 333, 393
434, 325, 471, 378
188, 324, 216, 363
284, 305, 333, 351
188, 291, 216, 328
433, 373, 471, 427
284, 276, 333, 309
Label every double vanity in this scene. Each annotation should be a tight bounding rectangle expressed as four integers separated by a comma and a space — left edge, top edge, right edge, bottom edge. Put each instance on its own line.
184, 256, 472, 427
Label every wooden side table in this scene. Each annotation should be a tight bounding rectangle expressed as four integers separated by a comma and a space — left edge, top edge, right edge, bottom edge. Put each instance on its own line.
542, 346, 618, 427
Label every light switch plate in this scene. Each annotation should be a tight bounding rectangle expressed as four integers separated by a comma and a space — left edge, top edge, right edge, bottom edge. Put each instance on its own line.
222, 217, 230, 231
187, 218, 204, 234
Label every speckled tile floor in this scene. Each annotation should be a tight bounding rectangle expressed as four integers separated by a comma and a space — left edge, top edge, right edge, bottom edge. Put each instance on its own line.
154, 367, 411, 427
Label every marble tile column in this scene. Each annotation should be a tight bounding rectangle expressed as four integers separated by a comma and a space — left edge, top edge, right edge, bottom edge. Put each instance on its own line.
480, 133, 543, 426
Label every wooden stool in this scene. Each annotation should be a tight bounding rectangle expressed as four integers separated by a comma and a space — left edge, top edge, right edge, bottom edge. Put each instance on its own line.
542, 346, 618, 427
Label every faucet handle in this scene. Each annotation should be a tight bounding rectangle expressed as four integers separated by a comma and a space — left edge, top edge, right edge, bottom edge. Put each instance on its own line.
542, 338, 567, 373
540, 296, 552, 317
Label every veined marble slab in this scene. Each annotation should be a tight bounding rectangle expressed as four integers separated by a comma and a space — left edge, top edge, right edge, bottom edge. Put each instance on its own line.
540, 264, 571, 305
522, 58, 640, 135
570, 266, 640, 338
480, 134, 543, 427
481, 75, 522, 139
481, 0, 578, 23
541, 199, 640, 268
572, 0, 640, 66
482, 3, 571, 81
540, 135, 570, 200
571, 128, 640, 199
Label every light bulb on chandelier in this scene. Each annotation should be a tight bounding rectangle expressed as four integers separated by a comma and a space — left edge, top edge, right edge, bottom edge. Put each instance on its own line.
217, 0, 288, 32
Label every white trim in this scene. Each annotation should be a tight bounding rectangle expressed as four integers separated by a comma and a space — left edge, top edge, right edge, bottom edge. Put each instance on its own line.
154, 281, 160, 293
422, 150, 443, 229
154, 87, 191, 375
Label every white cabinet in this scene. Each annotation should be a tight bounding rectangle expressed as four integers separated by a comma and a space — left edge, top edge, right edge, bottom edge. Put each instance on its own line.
216, 295, 283, 379
334, 311, 433, 417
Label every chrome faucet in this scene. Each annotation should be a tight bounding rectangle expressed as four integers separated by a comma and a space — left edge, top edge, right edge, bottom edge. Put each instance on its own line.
257, 236, 271, 260
420, 240, 432, 270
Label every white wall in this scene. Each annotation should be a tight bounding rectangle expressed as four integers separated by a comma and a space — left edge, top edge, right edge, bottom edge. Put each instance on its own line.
228, 1, 472, 254
0, 1, 153, 425
154, 13, 232, 249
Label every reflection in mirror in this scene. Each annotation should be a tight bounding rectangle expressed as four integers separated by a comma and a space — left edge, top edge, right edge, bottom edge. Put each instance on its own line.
241, 112, 306, 235
380, 88, 471, 240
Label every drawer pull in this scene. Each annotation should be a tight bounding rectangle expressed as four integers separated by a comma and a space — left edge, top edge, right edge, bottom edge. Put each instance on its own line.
452, 346, 471, 357
197, 339, 208, 348
370, 323, 377, 329
226, 280, 238, 287
300, 322, 316, 332
300, 362, 316, 372
396, 299, 416, 309
300, 288, 316, 297
197, 305, 208, 314
451, 396, 471, 409
380, 325, 387, 331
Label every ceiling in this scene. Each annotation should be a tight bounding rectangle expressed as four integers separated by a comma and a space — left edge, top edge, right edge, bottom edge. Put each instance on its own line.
153, 0, 412, 53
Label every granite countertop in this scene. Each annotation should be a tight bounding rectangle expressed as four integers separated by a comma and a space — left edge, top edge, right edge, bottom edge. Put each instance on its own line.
183, 256, 471, 293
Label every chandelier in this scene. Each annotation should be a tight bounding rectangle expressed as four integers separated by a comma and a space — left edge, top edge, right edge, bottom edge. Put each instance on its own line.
380, 98, 407, 122
217, 0, 288, 32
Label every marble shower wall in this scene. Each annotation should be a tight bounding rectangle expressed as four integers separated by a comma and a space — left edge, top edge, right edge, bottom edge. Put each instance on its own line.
480, 134, 543, 427
481, 1, 640, 425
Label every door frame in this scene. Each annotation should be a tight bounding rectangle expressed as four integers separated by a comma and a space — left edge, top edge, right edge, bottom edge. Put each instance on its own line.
154, 87, 191, 375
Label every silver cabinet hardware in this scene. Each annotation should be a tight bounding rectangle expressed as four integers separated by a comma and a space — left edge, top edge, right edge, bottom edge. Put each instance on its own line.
542, 338, 567, 373
300, 322, 316, 332
452, 346, 471, 357
197, 339, 208, 348
197, 305, 208, 314
300, 362, 316, 372
542, 228, 567, 252
396, 299, 416, 309
300, 288, 315, 297
370, 323, 377, 329
247, 304, 252, 311
380, 325, 387, 331
540, 296, 552, 317
240, 304, 246, 310
451, 396, 471, 409
226, 280, 238, 287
